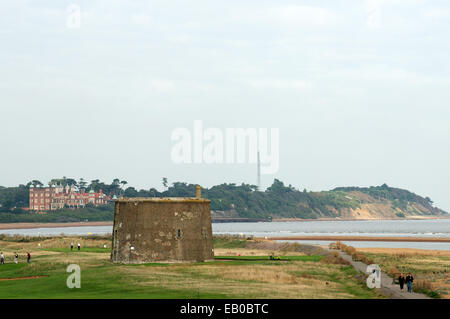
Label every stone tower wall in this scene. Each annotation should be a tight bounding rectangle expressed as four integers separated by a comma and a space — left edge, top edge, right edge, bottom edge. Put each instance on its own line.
111, 198, 214, 263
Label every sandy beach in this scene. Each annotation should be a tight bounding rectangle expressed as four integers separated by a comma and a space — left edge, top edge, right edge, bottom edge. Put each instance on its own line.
0, 221, 113, 230
272, 216, 450, 222
259, 235, 450, 242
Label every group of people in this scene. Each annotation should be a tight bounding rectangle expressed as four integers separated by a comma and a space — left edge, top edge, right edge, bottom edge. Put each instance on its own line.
398, 273, 414, 293
1, 241, 85, 265
0, 252, 31, 264
70, 242, 81, 251
1, 241, 84, 265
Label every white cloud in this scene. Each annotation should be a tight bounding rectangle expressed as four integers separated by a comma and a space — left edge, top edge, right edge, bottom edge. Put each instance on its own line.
149, 79, 176, 92
169, 35, 193, 45
271, 5, 337, 27
424, 8, 450, 19
130, 13, 153, 27
329, 65, 450, 86
244, 79, 312, 90
232, 5, 337, 29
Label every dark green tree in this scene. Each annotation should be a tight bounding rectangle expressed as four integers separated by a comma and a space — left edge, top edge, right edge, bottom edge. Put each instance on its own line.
162, 177, 168, 189
78, 178, 88, 190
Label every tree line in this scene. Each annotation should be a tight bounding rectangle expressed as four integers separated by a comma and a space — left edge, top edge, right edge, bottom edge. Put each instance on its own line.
0, 177, 446, 221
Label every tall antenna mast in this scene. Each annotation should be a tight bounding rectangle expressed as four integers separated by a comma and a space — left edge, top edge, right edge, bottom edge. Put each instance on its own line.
257, 150, 261, 191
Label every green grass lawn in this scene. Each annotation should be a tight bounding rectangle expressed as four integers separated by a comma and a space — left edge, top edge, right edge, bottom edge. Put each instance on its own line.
43, 247, 110, 253
214, 255, 323, 262
213, 237, 247, 249
0, 257, 380, 299
0, 264, 228, 299
0, 237, 383, 299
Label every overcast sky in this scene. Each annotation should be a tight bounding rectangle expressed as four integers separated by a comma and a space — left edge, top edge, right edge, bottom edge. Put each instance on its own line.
1, 0, 449, 211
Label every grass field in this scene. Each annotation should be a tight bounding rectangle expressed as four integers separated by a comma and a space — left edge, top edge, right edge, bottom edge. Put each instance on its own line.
0, 236, 384, 299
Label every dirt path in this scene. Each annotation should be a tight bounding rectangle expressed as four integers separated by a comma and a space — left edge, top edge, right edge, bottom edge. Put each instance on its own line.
0, 276, 47, 281
333, 249, 429, 299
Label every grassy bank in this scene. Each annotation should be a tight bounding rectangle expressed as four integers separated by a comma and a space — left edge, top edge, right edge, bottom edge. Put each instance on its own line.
0, 235, 383, 299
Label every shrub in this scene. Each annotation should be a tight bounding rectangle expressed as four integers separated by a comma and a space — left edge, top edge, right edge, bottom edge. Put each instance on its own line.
414, 279, 441, 298
344, 246, 356, 255
328, 242, 338, 250
387, 266, 400, 278
321, 253, 350, 265
415, 279, 432, 290
351, 253, 366, 262
365, 258, 375, 265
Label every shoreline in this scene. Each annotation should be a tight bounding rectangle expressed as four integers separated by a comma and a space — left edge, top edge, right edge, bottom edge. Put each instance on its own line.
272, 216, 450, 222
259, 235, 450, 243
0, 216, 449, 230
0, 221, 113, 230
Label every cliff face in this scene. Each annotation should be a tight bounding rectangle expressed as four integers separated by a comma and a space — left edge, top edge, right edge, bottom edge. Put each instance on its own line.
208, 183, 448, 220
324, 191, 447, 220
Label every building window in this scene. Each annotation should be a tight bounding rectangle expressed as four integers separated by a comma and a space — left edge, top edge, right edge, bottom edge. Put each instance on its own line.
202, 227, 207, 240
177, 229, 182, 239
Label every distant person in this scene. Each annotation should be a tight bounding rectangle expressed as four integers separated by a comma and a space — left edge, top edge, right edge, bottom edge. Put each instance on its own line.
405, 273, 414, 293
27, 252, 31, 264
398, 273, 405, 291
77, 243, 81, 251
0, 252, 4, 264
14, 252, 18, 264
71, 242, 74, 251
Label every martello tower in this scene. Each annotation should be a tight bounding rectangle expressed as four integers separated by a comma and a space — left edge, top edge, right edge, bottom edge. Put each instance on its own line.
111, 186, 214, 263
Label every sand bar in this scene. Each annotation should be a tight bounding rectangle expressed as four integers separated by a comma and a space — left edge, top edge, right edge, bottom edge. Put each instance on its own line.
259, 236, 450, 242
0, 221, 113, 230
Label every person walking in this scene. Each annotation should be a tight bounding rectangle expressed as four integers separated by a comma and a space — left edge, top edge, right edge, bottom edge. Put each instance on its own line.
26, 252, 31, 264
405, 273, 414, 293
398, 273, 405, 291
71, 242, 74, 251
77, 243, 81, 251
14, 252, 18, 264
0, 252, 5, 264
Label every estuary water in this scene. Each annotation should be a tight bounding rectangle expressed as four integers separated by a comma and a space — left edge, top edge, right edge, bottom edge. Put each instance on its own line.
1, 219, 449, 250
213, 219, 450, 250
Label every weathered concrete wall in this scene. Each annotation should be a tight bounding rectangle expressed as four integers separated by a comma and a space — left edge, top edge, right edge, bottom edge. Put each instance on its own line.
111, 198, 214, 263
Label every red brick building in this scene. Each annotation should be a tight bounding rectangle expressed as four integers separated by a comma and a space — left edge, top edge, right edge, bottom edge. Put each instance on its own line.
29, 184, 110, 211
